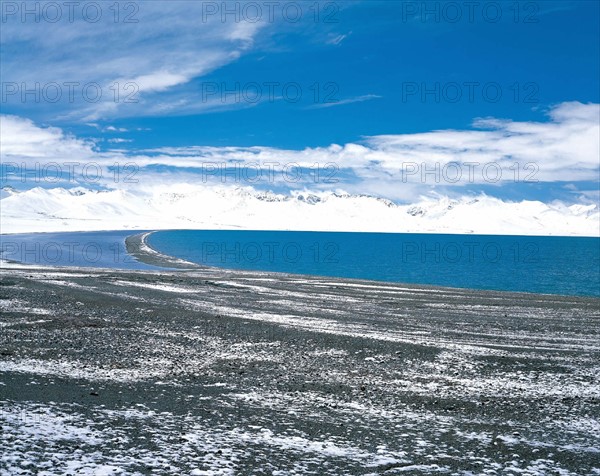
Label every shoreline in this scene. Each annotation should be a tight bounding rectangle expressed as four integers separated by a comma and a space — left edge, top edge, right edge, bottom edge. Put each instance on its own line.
124, 231, 203, 269
1, 229, 598, 299
1, 229, 597, 300
124, 231, 600, 301
2, 228, 600, 238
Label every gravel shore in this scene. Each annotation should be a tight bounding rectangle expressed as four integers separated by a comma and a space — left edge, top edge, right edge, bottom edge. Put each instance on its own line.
1, 238, 599, 475
125, 232, 202, 270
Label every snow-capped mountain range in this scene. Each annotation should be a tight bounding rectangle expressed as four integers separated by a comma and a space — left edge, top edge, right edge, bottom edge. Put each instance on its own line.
1, 185, 598, 236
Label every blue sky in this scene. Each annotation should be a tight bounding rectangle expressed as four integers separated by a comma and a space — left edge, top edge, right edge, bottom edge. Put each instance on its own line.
1, 0, 599, 204
127, 0, 599, 149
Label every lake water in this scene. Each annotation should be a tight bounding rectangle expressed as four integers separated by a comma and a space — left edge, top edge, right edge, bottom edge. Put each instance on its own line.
0, 231, 156, 270
147, 230, 600, 297
1, 230, 598, 297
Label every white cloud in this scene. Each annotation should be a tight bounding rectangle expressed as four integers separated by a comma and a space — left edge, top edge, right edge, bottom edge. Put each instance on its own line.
364, 102, 600, 182
0, 2, 269, 120
227, 20, 265, 43
128, 71, 189, 93
89, 125, 129, 133
1, 102, 599, 202
326, 32, 352, 45
308, 94, 382, 109
0, 115, 96, 163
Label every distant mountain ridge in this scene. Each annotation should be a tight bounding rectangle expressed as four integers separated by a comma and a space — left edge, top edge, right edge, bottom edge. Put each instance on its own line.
1, 186, 598, 236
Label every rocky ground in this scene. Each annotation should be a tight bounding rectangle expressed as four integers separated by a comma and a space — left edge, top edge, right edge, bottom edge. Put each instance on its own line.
1, 258, 599, 475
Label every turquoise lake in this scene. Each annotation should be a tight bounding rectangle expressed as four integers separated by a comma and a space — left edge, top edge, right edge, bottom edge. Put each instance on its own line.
148, 230, 600, 297
2, 230, 599, 297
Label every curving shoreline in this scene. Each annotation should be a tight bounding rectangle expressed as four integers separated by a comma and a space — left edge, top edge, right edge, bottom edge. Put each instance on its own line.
125, 231, 203, 269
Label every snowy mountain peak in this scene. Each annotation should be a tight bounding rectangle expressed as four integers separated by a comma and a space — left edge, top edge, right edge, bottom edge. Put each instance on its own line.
0, 185, 598, 236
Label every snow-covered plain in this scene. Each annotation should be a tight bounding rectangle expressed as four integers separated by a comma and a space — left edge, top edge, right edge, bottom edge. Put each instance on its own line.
1, 185, 598, 236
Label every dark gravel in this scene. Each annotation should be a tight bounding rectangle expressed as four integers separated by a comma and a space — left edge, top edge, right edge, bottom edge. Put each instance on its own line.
1, 262, 599, 475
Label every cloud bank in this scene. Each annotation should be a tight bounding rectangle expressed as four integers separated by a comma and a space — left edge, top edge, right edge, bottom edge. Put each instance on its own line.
1, 102, 598, 203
